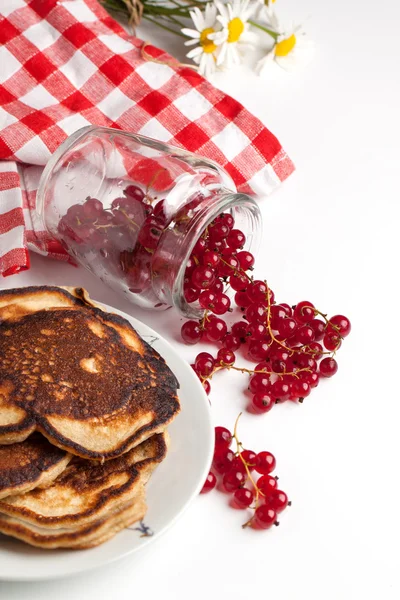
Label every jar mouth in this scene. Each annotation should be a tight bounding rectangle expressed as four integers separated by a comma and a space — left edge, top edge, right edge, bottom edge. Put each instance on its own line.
170, 193, 262, 319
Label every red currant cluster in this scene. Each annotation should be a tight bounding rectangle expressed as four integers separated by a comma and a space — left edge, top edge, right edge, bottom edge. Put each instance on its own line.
58, 186, 169, 294
181, 214, 351, 412
202, 419, 289, 530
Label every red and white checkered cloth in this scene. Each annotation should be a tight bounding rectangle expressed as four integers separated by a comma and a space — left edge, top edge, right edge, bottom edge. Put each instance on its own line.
0, 0, 294, 277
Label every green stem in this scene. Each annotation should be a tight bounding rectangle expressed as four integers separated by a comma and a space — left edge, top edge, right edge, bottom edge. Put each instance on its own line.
249, 19, 278, 41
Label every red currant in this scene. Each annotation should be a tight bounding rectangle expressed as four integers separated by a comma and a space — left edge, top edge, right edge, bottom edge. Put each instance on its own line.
253, 506, 278, 529
209, 221, 230, 242
217, 348, 235, 366
234, 291, 252, 308
222, 334, 241, 352
217, 213, 234, 230
212, 293, 231, 315
232, 487, 254, 508
231, 321, 248, 340
204, 317, 228, 342
296, 325, 315, 345
222, 469, 246, 492
247, 280, 268, 303
290, 380, 311, 401
181, 320, 202, 344
227, 229, 246, 249
240, 449, 257, 469
319, 357, 338, 377
327, 315, 351, 337
200, 471, 217, 494
193, 237, 207, 255
195, 352, 215, 377
299, 370, 320, 388
258, 474, 278, 497
247, 322, 268, 339
191, 265, 216, 289
251, 392, 274, 413
184, 286, 200, 303
236, 251, 255, 270
277, 318, 297, 339
249, 373, 271, 394
215, 426, 232, 449
309, 318, 326, 341
213, 447, 235, 474
199, 290, 216, 310
267, 490, 289, 513
245, 303, 267, 323
323, 332, 342, 351
248, 340, 270, 362
202, 250, 220, 268
293, 301, 315, 324
255, 451, 276, 475
305, 342, 323, 360
124, 184, 145, 202
219, 254, 239, 277
271, 380, 291, 401
229, 272, 250, 291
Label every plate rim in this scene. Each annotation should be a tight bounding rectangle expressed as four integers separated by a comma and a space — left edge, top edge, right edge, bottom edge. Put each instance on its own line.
0, 301, 213, 582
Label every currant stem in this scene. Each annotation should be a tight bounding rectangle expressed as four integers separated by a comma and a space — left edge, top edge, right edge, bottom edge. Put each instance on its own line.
232, 414, 260, 528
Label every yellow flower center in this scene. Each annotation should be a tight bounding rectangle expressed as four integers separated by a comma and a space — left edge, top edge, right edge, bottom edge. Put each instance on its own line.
227, 17, 244, 43
200, 27, 217, 53
274, 33, 296, 57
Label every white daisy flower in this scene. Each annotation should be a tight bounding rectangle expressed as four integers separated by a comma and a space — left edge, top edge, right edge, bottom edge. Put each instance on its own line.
256, 23, 315, 74
181, 3, 222, 77
212, 0, 259, 68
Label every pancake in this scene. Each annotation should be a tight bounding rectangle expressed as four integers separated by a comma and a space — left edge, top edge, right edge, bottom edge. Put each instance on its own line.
0, 494, 147, 550
0, 286, 180, 459
0, 432, 167, 529
0, 435, 71, 500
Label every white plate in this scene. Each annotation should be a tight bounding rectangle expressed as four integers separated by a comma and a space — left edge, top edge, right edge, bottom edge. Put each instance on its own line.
0, 303, 214, 581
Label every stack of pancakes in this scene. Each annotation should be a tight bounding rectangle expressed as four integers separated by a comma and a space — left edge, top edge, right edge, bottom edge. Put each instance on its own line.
0, 286, 180, 549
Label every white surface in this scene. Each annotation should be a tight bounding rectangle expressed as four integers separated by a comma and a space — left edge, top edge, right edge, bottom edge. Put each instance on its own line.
0, 305, 213, 581
1, 0, 400, 597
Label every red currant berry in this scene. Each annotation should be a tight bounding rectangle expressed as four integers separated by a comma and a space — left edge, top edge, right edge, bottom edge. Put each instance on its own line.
296, 325, 315, 345
227, 229, 246, 249
217, 348, 235, 366
234, 291, 252, 308
222, 334, 241, 352
217, 213, 234, 230
251, 392, 274, 413
293, 301, 315, 324
195, 352, 215, 377
245, 303, 267, 323
199, 290, 216, 310
191, 265, 216, 289
204, 317, 228, 342
327, 314, 351, 337
232, 487, 254, 508
253, 506, 278, 529
240, 449, 257, 469
267, 490, 289, 513
200, 471, 217, 494
270, 305, 288, 328
247, 280, 268, 303
219, 255, 239, 277
323, 332, 342, 351
319, 357, 338, 377
211, 280, 224, 294
212, 293, 231, 315
306, 342, 323, 360
124, 185, 145, 202
202, 250, 220, 268
248, 340, 270, 362
247, 322, 268, 340
280, 303, 293, 317
222, 469, 246, 492
193, 237, 207, 255
309, 318, 326, 341
231, 321, 248, 340
184, 286, 200, 303
249, 373, 271, 394
215, 426, 232, 449
209, 221, 230, 242
290, 380, 311, 401
258, 474, 278, 497
277, 318, 297, 339
213, 447, 235, 474
181, 320, 202, 344
185, 256, 196, 276
255, 451, 276, 475
236, 250, 255, 270
271, 379, 291, 401
299, 370, 320, 388
229, 272, 249, 291
295, 353, 318, 371
82, 197, 103, 217
138, 219, 163, 250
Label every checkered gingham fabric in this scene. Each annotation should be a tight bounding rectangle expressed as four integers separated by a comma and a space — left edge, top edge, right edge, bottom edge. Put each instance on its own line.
0, 0, 294, 277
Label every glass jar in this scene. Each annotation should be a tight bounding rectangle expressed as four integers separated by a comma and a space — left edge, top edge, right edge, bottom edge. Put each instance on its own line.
37, 126, 262, 318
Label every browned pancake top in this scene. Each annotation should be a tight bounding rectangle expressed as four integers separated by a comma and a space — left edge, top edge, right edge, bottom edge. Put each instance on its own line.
0, 435, 67, 492
0, 308, 175, 420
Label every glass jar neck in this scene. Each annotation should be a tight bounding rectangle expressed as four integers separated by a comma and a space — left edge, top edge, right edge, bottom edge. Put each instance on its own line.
152, 191, 261, 318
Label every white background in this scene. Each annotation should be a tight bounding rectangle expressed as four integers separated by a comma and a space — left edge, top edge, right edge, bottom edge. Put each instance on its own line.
1, 0, 400, 598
